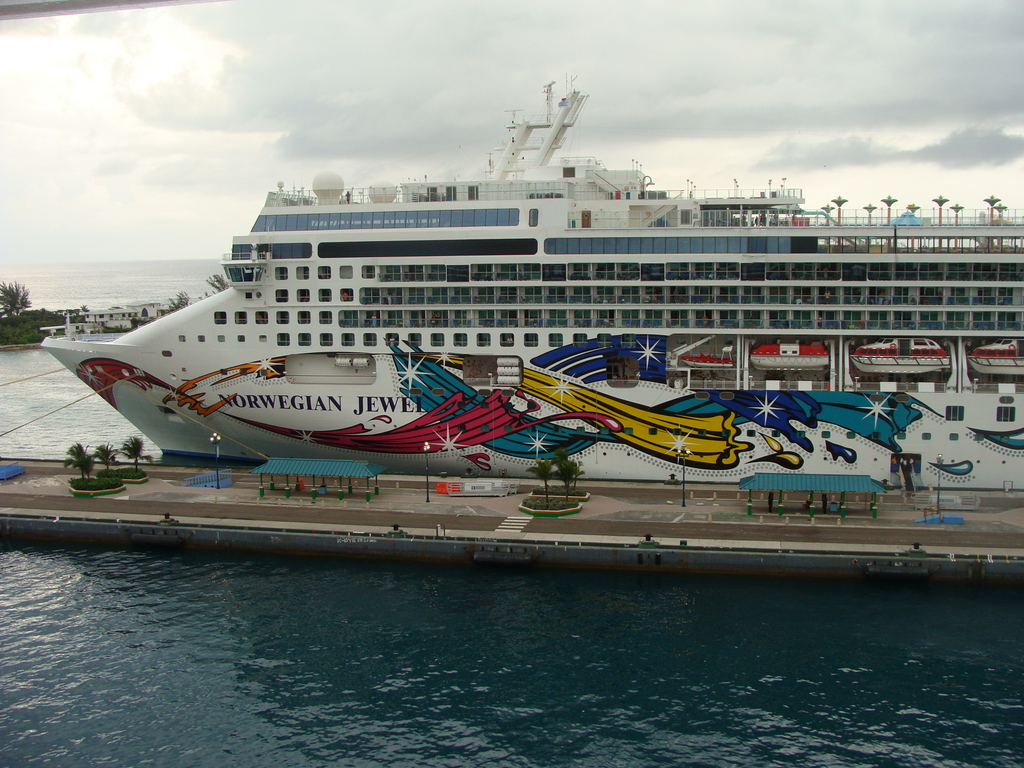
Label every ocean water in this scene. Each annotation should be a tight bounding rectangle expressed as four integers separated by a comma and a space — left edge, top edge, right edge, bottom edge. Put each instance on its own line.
1, 258, 219, 312
1, 544, 1022, 767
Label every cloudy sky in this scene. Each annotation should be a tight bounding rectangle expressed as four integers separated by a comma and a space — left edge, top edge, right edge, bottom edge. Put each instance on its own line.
2, 0, 1023, 265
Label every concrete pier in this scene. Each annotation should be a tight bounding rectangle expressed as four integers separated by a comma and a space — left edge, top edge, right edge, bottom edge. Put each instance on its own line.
3, 462, 1024, 583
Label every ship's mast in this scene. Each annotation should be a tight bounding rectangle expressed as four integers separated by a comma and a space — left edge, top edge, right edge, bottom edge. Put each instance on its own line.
492, 84, 588, 180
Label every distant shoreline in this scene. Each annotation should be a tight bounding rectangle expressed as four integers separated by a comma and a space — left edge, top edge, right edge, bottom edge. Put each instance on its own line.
0, 343, 42, 352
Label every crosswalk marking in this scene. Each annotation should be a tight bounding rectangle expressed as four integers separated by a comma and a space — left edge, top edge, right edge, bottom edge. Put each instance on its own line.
496, 515, 532, 532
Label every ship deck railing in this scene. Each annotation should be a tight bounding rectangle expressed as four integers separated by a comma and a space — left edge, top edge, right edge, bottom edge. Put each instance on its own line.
360, 296, 1024, 307
571, 209, 1022, 229
339, 318, 1024, 332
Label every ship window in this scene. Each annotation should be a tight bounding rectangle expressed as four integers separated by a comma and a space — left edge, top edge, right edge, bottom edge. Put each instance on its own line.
276, 311, 289, 324
275, 289, 288, 303
298, 333, 312, 346
256, 311, 268, 324
431, 333, 445, 347
949, 433, 959, 441
821, 431, 831, 438
197, 335, 205, 342
178, 335, 186, 342
997, 406, 1016, 422
477, 333, 491, 347
297, 266, 309, 280
270, 243, 311, 259
341, 333, 355, 346
922, 433, 931, 440
234, 311, 247, 324
846, 431, 856, 439
318, 289, 332, 302
318, 266, 331, 279
548, 333, 563, 347
408, 333, 421, 346
337, 265, 354, 279
214, 312, 227, 324
897, 431, 907, 440
384, 332, 399, 345
500, 333, 514, 347
275, 267, 288, 280
237, 335, 245, 342
340, 289, 354, 302
999, 396, 1015, 404
363, 333, 377, 346
945, 405, 964, 421
362, 266, 376, 279
162, 350, 173, 357
277, 333, 290, 346
319, 311, 332, 324
468, 186, 479, 201
297, 289, 311, 302
525, 333, 538, 347
217, 335, 225, 342
319, 333, 333, 346
298, 311, 311, 324
258, 335, 266, 342
454, 333, 468, 347
529, 208, 539, 227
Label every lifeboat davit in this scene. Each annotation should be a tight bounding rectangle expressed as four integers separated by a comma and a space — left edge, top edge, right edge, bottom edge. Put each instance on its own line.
750, 341, 829, 370
850, 338, 950, 374
967, 339, 1024, 374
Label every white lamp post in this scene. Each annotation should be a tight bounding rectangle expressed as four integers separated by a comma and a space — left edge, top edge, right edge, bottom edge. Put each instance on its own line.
424, 442, 431, 502
210, 432, 221, 489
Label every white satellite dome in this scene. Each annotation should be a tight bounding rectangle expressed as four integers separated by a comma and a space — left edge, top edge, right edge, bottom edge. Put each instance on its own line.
311, 170, 345, 204
368, 179, 397, 204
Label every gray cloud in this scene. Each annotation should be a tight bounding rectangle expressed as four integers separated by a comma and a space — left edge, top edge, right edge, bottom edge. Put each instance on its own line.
757, 129, 1024, 172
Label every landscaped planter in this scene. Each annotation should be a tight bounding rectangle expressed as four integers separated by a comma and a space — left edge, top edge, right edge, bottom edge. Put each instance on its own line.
519, 499, 583, 517
69, 483, 126, 498
529, 490, 591, 503
121, 476, 149, 485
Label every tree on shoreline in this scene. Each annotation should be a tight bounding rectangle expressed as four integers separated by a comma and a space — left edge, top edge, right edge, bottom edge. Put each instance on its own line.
0, 281, 31, 317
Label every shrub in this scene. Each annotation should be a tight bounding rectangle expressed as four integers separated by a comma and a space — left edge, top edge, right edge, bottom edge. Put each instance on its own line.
97, 467, 148, 480
519, 497, 580, 512
69, 477, 123, 491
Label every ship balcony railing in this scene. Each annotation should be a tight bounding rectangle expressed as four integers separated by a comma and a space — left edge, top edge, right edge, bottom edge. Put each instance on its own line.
567, 208, 1023, 229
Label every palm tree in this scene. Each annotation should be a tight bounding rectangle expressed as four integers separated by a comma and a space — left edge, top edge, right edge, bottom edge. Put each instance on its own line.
527, 458, 555, 503
0, 281, 31, 317
553, 449, 584, 498
120, 436, 153, 471
63, 442, 94, 479
205, 273, 230, 294
92, 443, 119, 471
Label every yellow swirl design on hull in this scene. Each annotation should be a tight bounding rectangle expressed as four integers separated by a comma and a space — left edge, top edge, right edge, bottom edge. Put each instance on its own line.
520, 369, 751, 468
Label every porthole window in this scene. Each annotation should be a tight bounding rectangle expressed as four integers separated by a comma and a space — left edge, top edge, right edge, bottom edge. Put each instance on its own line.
363, 333, 377, 346
949, 433, 959, 441
297, 289, 311, 302
214, 312, 227, 325
298, 333, 312, 346
258, 335, 267, 342
408, 333, 421, 346
298, 311, 311, 325
296, 266, 309, 280
999, 396, 1015, 405
256, 311, 269, 324
319, 311, 333, 324
275, 289, 288, 303
318, 266, 331, 279
277, 333, 290, 346
162, 350, 173, 357
341, 333, 355, 346
431, 333, 445, 347
524, 333, 539, 347
922, 432, 932, 440
548, 333, 563, 347
477, 333, 491, 347
276, 311, 289, 324
237, 335, 245, 342
500, 333, 514, 347
234, 311, 247, 324
319, 288, 332, 302
197, 335, 206, 342
177, 335, 186, 342
454, 333, 468, 347
217, 335, 225, 342
319, 333, 333, 346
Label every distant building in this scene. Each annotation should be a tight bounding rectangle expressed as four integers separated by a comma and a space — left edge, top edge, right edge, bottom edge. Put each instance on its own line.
40, 302, 169, 336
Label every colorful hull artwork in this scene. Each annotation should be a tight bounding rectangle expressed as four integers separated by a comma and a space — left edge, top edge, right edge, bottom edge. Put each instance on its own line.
63, 332, 1023, 484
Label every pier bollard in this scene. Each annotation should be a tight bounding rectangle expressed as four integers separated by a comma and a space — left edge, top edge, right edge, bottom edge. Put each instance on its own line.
312, 488, 318, 501
285, 487, 291, 499
338, 490, 344, 501
365, 490, 372, 502
259, 485, 264, 498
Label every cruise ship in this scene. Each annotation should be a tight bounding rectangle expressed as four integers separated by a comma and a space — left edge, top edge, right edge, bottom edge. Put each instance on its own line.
43, 85, 1024, 490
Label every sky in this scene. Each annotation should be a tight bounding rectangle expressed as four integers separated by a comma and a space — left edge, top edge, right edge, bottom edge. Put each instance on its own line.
2, 0, 1024, 265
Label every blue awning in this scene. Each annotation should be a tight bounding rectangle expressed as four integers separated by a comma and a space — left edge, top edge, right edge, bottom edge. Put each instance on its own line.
738, 473, 886, 493
250, 458, 388, 477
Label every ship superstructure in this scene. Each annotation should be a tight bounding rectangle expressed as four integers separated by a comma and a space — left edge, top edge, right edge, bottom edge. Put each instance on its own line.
44, 85, 1024, 490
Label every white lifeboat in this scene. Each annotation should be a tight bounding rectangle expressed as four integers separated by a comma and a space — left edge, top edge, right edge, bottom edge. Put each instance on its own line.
750, 341, 829, 370
967, 339, 1024, 374
850, 338, 950, 374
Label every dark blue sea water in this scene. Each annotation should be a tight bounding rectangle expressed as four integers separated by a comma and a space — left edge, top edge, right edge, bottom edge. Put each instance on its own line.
2, 544, 1022, 767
